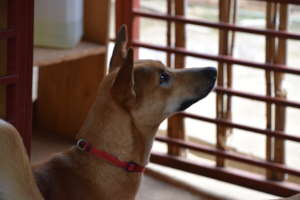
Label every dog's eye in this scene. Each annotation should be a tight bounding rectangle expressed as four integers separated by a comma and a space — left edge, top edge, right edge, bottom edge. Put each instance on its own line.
159, 72, 170, 85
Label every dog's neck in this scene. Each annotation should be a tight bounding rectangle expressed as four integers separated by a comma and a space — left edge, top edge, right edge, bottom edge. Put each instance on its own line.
69, 96, 158, 199
77, 98, 158, 166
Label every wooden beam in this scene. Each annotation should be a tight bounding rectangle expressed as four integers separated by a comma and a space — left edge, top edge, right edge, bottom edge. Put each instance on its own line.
265, 1, 277, 180
167, 0, 186, 157
217, 0, 234, 167
273, 3, 288, 181
0, 0, 8, 119
83, 0, 110, 45
150, 152, 300, 197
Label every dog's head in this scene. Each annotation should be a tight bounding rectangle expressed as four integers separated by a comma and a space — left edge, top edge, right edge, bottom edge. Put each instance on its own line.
104, 25, 216, 127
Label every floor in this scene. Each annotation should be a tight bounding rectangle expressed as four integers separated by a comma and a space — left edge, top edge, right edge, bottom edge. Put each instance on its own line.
31, 129, 219, 200
136, 175, 204, 200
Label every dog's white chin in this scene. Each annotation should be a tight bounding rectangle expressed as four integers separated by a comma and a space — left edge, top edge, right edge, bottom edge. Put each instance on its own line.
164, 99, 181, 116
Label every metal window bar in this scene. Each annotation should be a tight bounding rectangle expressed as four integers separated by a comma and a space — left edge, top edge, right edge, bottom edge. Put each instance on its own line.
115, 0, 300, 196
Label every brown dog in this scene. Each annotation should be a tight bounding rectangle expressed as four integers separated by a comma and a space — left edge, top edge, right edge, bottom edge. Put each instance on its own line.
0, 25, 216, 200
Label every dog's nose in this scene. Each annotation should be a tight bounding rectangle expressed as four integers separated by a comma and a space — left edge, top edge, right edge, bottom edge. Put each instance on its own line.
203, 67, 217, 80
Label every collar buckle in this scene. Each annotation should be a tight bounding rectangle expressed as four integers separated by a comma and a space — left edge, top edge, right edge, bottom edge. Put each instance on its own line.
126, 161, 140, 172
76, 139, 90, 152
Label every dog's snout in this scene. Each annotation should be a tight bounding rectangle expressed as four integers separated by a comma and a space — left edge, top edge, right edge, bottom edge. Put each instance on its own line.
203, 67, 217, 80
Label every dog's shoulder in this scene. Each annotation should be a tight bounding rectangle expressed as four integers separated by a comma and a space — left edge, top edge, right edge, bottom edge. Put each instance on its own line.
33, 152, 74, 199
33, 150, 102, 200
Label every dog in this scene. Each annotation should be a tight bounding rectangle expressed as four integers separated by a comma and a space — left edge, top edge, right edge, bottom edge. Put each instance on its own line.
0, 25, 218, 200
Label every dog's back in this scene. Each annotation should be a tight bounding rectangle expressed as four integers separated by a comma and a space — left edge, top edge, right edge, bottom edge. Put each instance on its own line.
0, 120, 43, 200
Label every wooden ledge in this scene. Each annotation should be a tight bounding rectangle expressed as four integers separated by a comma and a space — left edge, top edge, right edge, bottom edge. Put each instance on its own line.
33, 41, 106, 67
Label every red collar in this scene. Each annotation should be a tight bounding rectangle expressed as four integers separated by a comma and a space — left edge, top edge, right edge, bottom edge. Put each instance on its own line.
76, 139, 145, 173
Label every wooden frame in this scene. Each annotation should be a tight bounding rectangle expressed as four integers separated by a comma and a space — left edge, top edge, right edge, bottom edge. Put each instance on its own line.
0, 0, 34, 153
116, 0, 300, 197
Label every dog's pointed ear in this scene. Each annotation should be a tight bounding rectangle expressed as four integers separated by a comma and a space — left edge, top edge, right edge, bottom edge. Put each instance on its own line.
111, 48, 136, 106
109, 25, 128, 73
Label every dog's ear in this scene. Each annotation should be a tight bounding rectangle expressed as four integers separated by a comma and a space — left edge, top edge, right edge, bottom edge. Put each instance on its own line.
111, 48, 136, 107
109, 25, 128, 73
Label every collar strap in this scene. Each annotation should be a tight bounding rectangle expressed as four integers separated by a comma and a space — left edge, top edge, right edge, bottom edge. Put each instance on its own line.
76, 139, 145, 173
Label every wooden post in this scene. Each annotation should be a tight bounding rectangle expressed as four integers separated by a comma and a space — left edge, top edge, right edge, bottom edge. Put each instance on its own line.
84, 0, 110, 45
216, 0, 226, 167
265, 2, 287, 181
167, 0, 186, 157
217, 0, 236, 167
265, 1, 277, 180
174, 0, 186, 69
273, 3, 288, 181
115, 0, 140, 59
225, 0, 237, 135
0, 0, 8, 119
166, 0, 173, 67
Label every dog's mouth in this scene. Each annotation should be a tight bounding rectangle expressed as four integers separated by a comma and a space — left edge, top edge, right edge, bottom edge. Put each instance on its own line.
177, 80, 216, 112
177, 98, 201, 111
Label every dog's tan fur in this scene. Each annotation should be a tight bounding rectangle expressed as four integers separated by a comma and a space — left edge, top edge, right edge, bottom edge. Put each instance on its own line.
0, 120, 43, 200
1, 25, 296, 200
